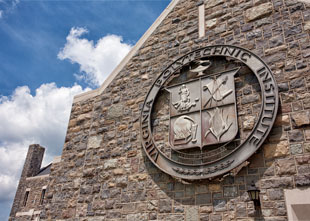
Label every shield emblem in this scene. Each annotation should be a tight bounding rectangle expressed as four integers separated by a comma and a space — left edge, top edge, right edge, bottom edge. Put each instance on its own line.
167, 68, 240, 150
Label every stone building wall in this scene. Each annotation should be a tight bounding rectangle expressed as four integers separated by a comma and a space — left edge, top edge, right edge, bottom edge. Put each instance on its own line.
9, 145, 49, 220
10, 0, 310, 220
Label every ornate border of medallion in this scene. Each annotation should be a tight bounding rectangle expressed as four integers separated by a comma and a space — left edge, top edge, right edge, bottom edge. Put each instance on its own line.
140, 45, 278, 180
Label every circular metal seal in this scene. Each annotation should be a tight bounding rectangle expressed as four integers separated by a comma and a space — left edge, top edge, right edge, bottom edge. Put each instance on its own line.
140, 45, 278, 180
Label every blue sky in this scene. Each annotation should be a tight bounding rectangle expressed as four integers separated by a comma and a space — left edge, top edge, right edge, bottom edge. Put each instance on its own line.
0, 0, 169, 219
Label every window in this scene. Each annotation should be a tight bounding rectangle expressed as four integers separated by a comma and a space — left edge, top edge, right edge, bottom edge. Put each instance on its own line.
23, 190, 29, 207
40, 189, 46, 205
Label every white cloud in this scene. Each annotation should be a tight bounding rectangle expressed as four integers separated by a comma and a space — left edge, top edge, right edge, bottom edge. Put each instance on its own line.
58, 27, 132, 87
0, 83, 88, 203
0, 142, 28, 201
0, 0, 19, 18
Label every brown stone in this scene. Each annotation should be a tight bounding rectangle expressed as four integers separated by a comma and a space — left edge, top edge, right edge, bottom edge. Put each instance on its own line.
205, 0, 224, 9
304, 21, 310, 31
265, 45, 287, 56
200, 205, 213, 213
113, 169, 124, 175
126, 99, 135, 106
118, 124, 127, 131
305, 143, 310, 152
261, 177, 293, 189
209, 184, 221, 192
206, 18, 217, 29
127, 150, 137, 157
77, 113, 92, 122
305, 129, 310, 140
275, 158, 296, 176
281, 92, 295, 103
159, 199, 172, 213
295, 174, 310, 187
291, 111, 310, 128
296, 155, 310, 165
263, 141, 289, 159
106, 104, 123, 119
243, 115, 256, 130
274, 115, 290, 127
245, 3, 273, 22
68, 119, 77, 128
249, 151, 265, 168
288, 130, 304, 142
128, 173, 148, 182
87, 135, 102, 149
268, 130, 287, 142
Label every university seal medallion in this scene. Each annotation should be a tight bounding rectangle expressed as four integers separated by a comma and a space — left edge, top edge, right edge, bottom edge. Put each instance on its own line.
140, 45, 278, 180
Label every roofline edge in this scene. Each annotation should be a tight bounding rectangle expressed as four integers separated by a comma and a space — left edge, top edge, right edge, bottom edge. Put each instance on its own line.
73, 0, 181, 103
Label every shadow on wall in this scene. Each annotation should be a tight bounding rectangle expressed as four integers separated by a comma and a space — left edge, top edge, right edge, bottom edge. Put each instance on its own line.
143, 147, 276, 220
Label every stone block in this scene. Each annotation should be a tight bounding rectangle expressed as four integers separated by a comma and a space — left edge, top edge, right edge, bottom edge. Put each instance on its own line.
305, 129, 310, 141
295, 174, 310, 187
106, 104, 123, 119
290, 77, 305, 89
185, 207, 199, 221
236, 203, 247, 217
291, 111, 310, 128
262, 208, 273, 217
275, 158, 296, 176
260, 177, 293, 189
245, 3, 273, 22
305, 21, 310, 31
200, 205, 212, 213
208, 184, 221, 192
128, 173, 148, 182
241, 94, 260, 105
116, 176, 127, 188
223, 186, 238, 197
263, 141, 289, 159
267, 189, 284, 200
243, 115, 256, 130
77, 113, 92, 123
159, 199, 172, 213
113, 168, 124, 175
274, 114, 290, 127
103, 159, 118, 169
290, 143, 303, 155
200, 214, 209, 221
83, 168, 96, 177
288, 129, 304, 142
206, 18, 217, 29
210, 214, 222, 221
87, 135, 102, 149
127, 213, 148, 221
213, 199, 226, 212
148, 200, 158, 211
249, 151, 265, 168
296, 155, 310, 165
205, 0, 224, 9
265, 45, 287, 56
196, 193, 211, 205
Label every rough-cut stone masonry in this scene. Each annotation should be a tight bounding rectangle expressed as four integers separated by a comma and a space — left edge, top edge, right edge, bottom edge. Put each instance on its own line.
10, 0, 310, 220
10, 145, 50, 221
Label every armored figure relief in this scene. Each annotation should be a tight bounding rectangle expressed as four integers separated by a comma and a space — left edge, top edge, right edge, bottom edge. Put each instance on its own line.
172, 84, 198, 113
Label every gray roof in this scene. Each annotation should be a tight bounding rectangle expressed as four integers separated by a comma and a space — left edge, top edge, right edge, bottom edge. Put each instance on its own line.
36, 163, 52, 176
